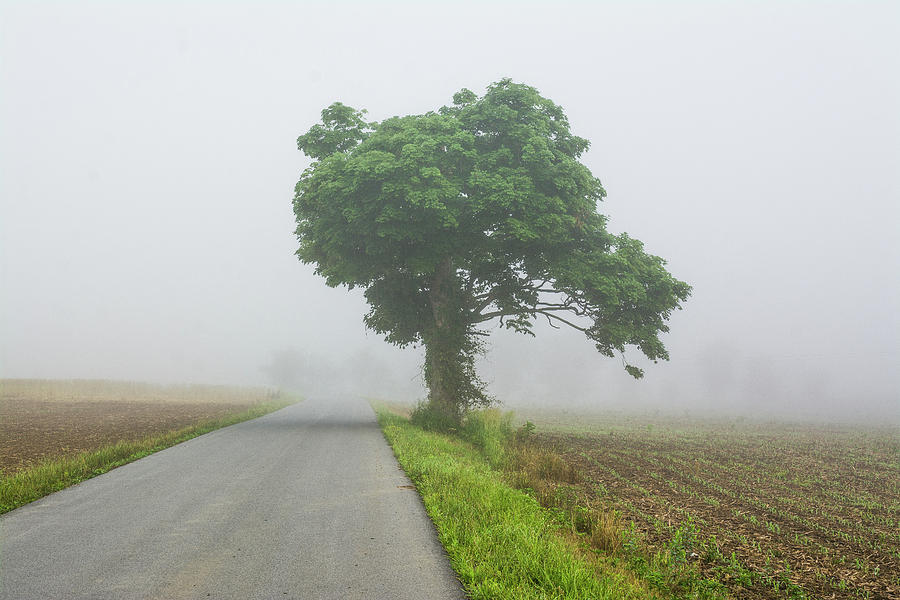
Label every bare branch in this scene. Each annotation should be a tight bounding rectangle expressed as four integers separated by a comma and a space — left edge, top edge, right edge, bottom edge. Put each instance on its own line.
539, 311, 591, 333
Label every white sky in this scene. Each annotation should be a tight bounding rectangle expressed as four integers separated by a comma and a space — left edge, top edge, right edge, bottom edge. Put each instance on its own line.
1, 1, 897, 421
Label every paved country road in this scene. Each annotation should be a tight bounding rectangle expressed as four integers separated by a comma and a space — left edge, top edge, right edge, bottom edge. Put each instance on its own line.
0, 397, 465, 600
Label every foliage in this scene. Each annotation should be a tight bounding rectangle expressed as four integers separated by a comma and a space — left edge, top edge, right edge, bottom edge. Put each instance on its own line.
294, 80, 691, 422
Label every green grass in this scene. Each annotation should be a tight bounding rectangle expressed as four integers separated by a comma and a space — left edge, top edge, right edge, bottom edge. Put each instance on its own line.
0, 399, 295, 514
376, 409, 656, 600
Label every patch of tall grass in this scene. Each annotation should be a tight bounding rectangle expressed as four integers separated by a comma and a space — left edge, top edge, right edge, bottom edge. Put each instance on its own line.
0, 399, 293, 514
460, 408, 514, 469
410, 402, 514, 468
377, 409, 657, 600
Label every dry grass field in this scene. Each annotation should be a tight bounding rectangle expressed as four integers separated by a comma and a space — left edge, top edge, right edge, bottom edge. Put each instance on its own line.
516, 411, 899, 600
0, 379, 279, 476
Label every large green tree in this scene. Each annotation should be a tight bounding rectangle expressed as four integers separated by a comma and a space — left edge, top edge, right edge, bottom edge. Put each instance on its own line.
293, 79, 691, 424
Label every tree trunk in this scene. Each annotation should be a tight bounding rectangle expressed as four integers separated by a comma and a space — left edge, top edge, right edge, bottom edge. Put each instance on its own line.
424, 257, 462, 426
424, 340, 459, 424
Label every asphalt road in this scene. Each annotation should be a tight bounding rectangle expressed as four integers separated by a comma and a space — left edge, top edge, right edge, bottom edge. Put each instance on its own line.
0, 397, 465, 599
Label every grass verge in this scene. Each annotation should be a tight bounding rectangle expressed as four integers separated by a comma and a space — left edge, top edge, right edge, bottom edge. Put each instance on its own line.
376, 409, 658, 600
0, 398, 295, 514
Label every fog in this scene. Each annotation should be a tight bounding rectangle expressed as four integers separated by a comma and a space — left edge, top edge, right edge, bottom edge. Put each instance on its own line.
2, 2, 897, 424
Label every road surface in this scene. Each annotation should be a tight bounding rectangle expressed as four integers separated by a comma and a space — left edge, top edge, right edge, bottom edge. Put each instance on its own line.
0, 397, 465, 599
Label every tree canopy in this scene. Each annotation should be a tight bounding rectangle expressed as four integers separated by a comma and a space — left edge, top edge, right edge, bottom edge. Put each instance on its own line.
293, 79, 691, 423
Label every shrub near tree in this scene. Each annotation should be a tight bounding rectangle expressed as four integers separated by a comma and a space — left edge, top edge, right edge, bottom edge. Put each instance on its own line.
293, 79, 691, 427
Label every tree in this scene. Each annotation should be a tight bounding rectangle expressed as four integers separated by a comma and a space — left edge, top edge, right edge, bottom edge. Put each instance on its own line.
293, 79, 691, 425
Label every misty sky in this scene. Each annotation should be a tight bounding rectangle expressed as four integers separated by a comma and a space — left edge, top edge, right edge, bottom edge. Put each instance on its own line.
1, 1, 897, 422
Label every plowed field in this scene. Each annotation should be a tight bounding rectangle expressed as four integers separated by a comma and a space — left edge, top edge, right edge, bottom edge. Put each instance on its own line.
528, 414, 899, 600
0, 379, 275, 475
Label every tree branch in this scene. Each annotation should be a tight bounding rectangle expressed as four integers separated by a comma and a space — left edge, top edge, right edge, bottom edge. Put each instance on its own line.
538, 310, 591, 333
470, 309, 510, 324
472, 290, 501, 315
468, 304, 592, 330
471, 278, 557, 316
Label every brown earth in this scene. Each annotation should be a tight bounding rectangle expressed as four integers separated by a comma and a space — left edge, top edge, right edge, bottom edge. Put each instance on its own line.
0, 380, 272, 476
530, 421, 899, 600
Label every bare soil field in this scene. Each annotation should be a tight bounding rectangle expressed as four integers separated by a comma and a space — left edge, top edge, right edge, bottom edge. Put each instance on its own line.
0, 379, 277, 475
523, 412, 899, 600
